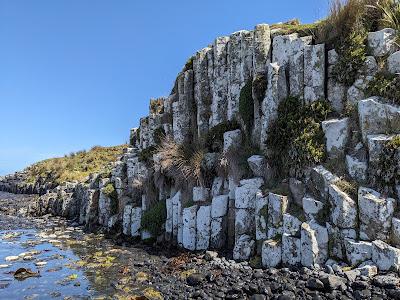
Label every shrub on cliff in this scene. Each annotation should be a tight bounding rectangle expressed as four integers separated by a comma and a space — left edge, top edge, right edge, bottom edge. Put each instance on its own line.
266, 97, 331, 179
141, 200, 167, 237
366, 72, 400, 105
26, 145, 126, 185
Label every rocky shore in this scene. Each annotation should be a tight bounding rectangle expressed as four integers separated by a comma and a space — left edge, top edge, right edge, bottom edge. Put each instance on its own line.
1, 192, 400, 299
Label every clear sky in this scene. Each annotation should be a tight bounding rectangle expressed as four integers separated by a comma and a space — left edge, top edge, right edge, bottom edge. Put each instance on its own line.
0, 0, 329, 175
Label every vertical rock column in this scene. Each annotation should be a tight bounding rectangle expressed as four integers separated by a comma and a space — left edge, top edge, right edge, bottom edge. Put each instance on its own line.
304, 44, 326, 103
210, 36, 230, 127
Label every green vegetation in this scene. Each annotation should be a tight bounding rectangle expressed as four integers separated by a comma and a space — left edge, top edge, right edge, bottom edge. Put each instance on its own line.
103, 183, 117, 200
239, 78, 254, 136
266, 97, 331, 179
205, 121, 240, 152
375, 135, 400, 195
183, 56, 194, 71
138, 146, 157, 164
153, 127, 166, 145
26, 145, 126, 185
150, 98, 164, 115
335, 178, 359, 200
366, 72, 400, 105
270, 19, 322, 38
141, 200, 167, 237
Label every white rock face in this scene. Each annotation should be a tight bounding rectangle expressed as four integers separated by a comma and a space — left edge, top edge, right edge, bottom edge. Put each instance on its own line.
367, 134, 398, 163
233, 234, 255, 261
247, 155, 267, 177
260, 63, 288, 149
131, 207, 142, 237
267, 193, 288, 229
196, 205, 211, 250
172, 191, 183, 244
327, 78, 346, 113
368, 28, 397, 57
302, 197, 324, 221
211, 195, 229, 218
122, 205, 133, 235
344, 239, 373, 266
358, 97, 400, 143
392, 218, 400, 246
223, 129, 242, 152
262, 239, 282, 268
328, 184, 357, 229
193, 187, 210, 202
228, 176, 239, 200
182, 205, 197, 251
346, 155, 367, 182
322, 118, 349, 156
210, 36, 229, 127
304, 44, 325, 103
98, 191, 112, 227
255, 192, 268, 240
372, 240, 400, 271
235, 178, 264, 209
289, 178, 305, 206
358, 187, 396, 241
211, 177, 225, 197
282, 234, 301, 266
283, 214, 302, 236
387, 51, 400, 74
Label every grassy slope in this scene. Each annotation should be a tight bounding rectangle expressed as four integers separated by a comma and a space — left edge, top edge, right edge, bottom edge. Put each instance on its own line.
25, 145, 127, 185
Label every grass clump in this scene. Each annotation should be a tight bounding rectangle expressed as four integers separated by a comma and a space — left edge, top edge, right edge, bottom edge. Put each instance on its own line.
239, 78, 254, 137
26, 145, 126, 185
366, 71, 400, 105
155, 136, 208, 186
150, 98, 164, 115
335, 178, 359, 199
266, 97, 331, 179
205, 121, 240, 152
103, 183, 117, 200
375, 135, 400, 195
141, 200, 167, 237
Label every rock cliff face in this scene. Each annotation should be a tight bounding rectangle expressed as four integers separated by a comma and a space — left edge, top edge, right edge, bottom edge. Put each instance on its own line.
2, 24, 400, 273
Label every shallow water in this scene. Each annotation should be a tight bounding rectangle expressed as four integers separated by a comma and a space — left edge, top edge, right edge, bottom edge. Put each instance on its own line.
0, 221, 165, 300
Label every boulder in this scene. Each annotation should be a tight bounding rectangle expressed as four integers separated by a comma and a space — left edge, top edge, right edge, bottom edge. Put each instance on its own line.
233, 234, 255, 261
344, 239, 372, 266
247, 155, 268, 178
211, 177, 225, 197
346, 155, 367, 182
328, 184, 357, 229
347, 85, 365, 104
367, 134, 398, 163
358, 187, 396, 241
372, 240, 400, 271
357, 261, 378, 277
321, 118, 349, 156
235, 178, 264, 209
262, 239, 282, 268
193, 187, 210, 202
282, 234, 301, 266
210, 217, 227, 249
196, 205, 211, 250
387, 50, 400, 74
368, 28, 397, 57
358, 97, 400, 143
327, 78, 346, 113
301, 221, 329, 267
182, 205, 198, 251
310, 165, 339, 201
373, 275, 400, 289
235, 208, 254, 237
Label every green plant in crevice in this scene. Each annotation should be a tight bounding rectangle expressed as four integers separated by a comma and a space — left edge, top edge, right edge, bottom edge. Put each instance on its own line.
141, 200, 167, 237
138, 146, 157, 164
153, 127, 166, 145
366, 71, 400, 105
375, 135, 400, 195
266, 97, 331, 179
103, 183, 118, 200
204, 121, 240, 153
239, 78, 254, 136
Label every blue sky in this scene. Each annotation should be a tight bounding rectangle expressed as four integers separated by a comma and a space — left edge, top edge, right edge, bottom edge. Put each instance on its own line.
0, 0, 329, 175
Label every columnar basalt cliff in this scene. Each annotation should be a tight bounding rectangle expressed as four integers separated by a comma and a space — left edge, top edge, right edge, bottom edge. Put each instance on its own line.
3, 21, 400, 276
